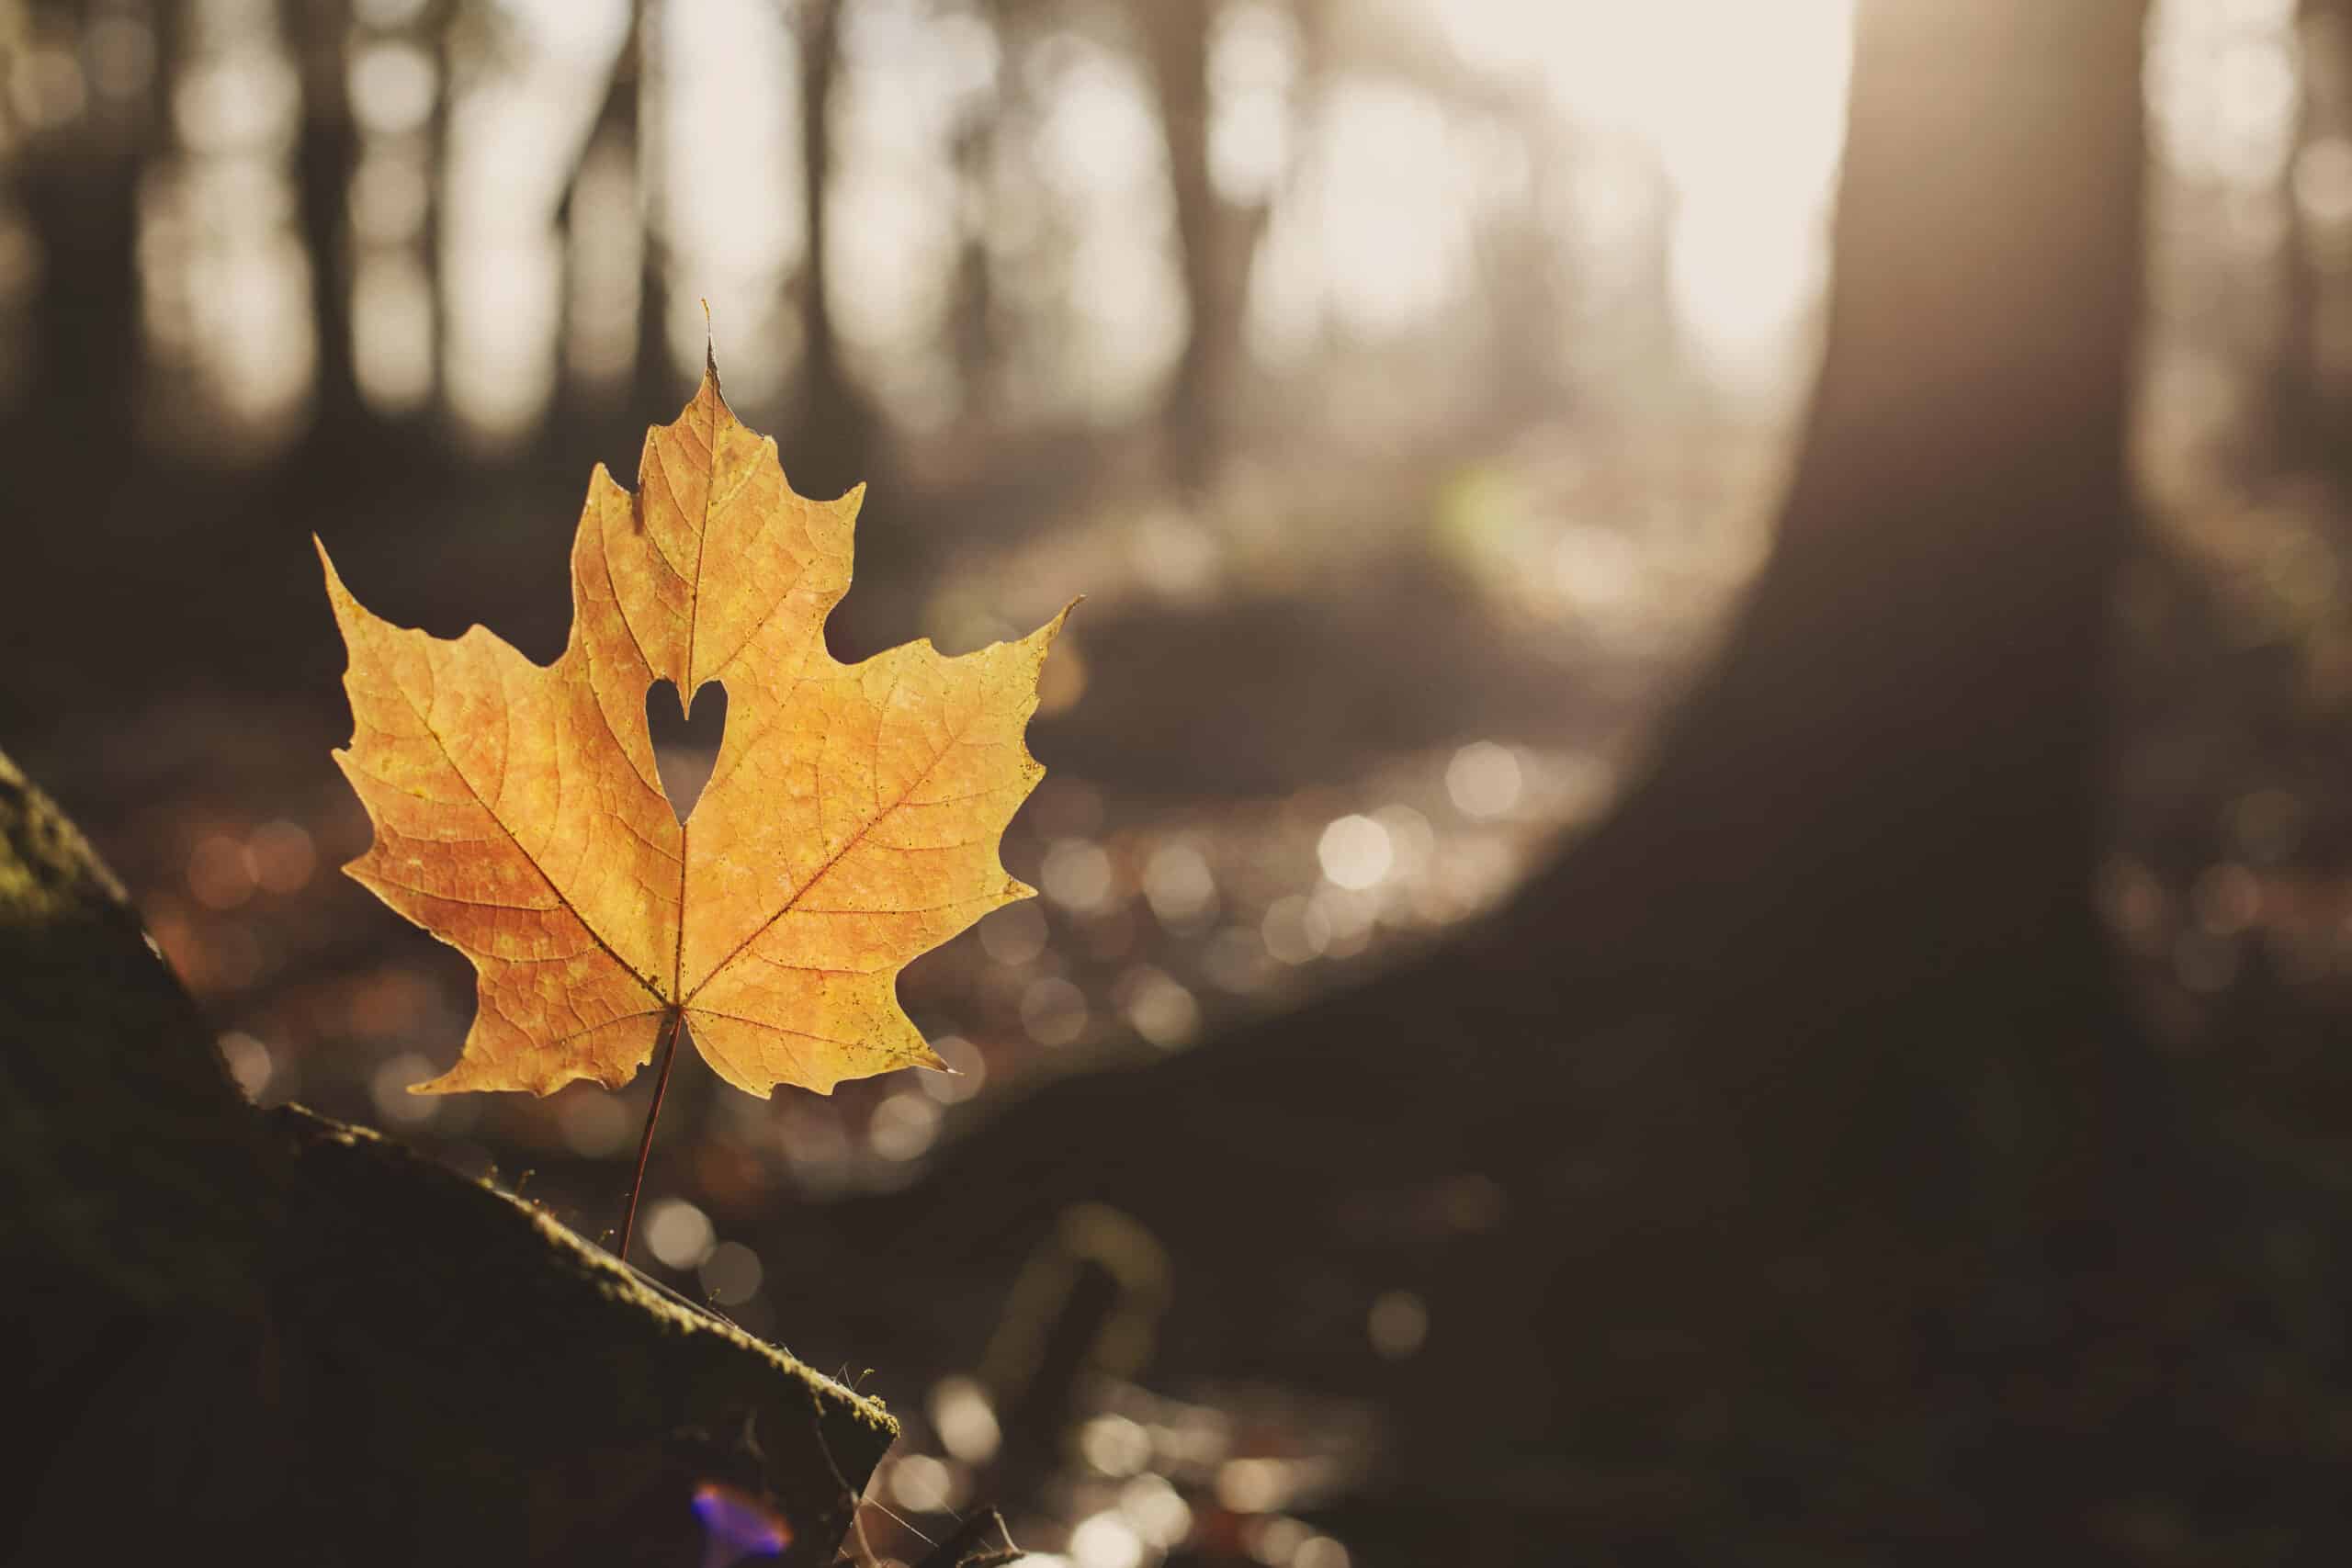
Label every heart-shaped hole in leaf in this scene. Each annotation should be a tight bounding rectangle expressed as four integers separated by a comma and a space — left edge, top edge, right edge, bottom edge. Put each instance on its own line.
646, 678, 727, 823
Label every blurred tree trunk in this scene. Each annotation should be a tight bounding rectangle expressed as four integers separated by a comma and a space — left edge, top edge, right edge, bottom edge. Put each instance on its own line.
288, 0, 362, 439
946, 77, 1004, 414
2277, 0, 2352, 469
1472, 107, 1574, 422
1141, 0, 1263, 491
554, 0, 650, 426
1515, 0, 2145, 1021
420, 2, 451, 415
1486, 0, 2169, 1456
946, 141, 1001, 412
15, 158, 135, 438
786, 0, 876, 500
629, 0, 675, 414
17, 4, 147, 452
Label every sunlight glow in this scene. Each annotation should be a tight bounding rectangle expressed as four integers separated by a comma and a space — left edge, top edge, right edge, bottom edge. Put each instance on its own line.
2150, 0, 2301, 186
352, 251, 434, 413
662, 0, 800, 401
442, 0, 619, 441
417, 0, 1855, 441
1433, 0, 1853, 385
1209, 2, 1296, 203
830, 0, 976, 425
1252, 81, 1465, 355
1026, 39, 1185, 419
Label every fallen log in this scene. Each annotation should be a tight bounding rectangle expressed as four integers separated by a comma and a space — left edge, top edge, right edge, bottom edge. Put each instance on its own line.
0, 748, 893, 1566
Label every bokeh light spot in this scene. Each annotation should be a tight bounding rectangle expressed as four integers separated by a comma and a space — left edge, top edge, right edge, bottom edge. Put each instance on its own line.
698, 1239, 763, 1306
643, 1198, 716, 1270
1367, 1289, 1430, 1359
928, 1376, 1001, 1464
1022, 976, 1090, 1045
1043, 838, 1115, 911
1316, 814, 1393, 890
1444, 741, 1523, 819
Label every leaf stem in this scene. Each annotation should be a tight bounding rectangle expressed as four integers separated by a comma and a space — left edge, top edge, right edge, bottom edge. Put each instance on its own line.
618, 1007, 686, 1265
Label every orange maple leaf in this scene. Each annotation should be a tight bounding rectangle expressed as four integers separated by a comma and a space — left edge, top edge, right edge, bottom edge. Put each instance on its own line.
321, 356, 1067, 1106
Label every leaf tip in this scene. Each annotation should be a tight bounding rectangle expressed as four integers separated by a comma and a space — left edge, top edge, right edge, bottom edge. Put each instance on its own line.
314, 533, 348, 597
1019, 598, 1080, 662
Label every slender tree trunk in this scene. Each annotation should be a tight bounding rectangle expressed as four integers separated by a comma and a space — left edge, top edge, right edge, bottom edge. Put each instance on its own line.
18, 158, 141, 444
1141, 0, 1254, 491
787, 0, 874, 500
421, 4, 451, 417
946, 108, 1002, 414
798, 0, 844, 412
288, 0, 361, 439
629, 0, 675, 415
2277, 0, 2352, 469
17, 3, 146, 453
553, 0, 648, 430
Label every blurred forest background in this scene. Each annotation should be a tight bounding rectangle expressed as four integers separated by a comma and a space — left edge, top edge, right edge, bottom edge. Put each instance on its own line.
9, 0, 2352, 1562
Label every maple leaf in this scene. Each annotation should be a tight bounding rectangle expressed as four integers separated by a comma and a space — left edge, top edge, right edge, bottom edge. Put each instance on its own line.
321, 357, 1067, 1110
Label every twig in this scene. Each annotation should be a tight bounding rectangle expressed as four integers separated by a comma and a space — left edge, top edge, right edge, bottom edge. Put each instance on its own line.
618, 1006, 685, 1263
912, 1507, 1021, 1568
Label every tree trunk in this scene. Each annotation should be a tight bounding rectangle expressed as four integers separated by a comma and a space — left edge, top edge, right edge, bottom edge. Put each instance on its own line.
1508, 1, 2142, 1002
420, 2, 451, 416
1476, 0, 2167, 1487
1141, 0, 1253, 491
2276, 0, 2352, 469
16, 4, 145, 458
786, 0, 875, 501
16, 155, 141, 445
288, 0, 362, 440
947, 104, 1002, 414
628, 0, 676, 416
552, 0, 648, 434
